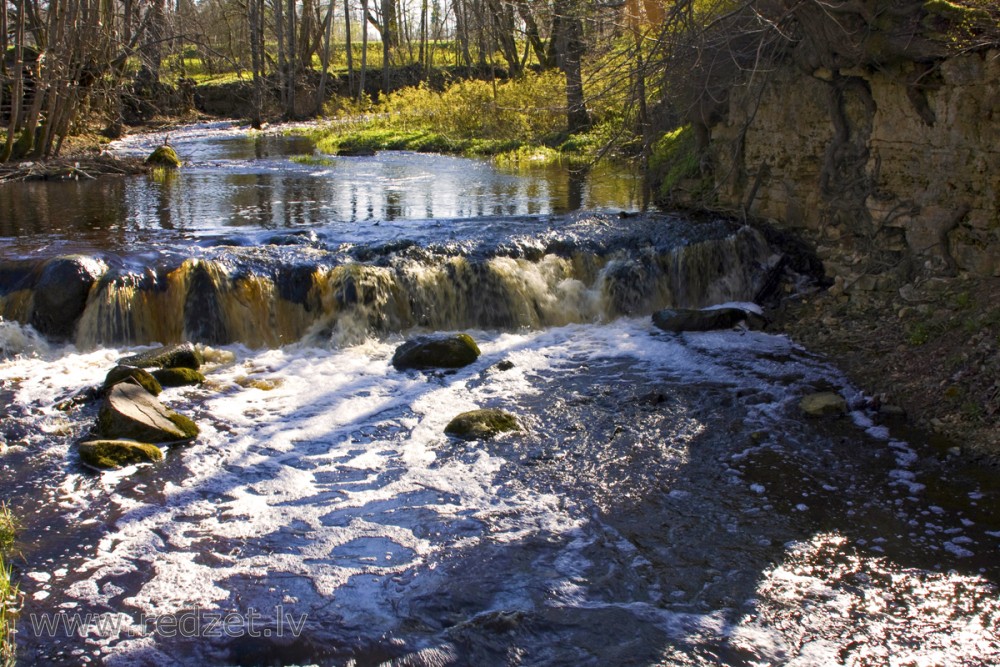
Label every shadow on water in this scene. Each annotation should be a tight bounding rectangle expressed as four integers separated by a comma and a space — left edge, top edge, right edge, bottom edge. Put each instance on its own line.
5, 326, 999, 666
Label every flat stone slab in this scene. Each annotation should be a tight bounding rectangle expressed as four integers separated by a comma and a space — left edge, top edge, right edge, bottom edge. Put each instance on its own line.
652, 306, 766, 333
119, 342, 204, 370
800, 392, 848, 417
97, 380, 199, 443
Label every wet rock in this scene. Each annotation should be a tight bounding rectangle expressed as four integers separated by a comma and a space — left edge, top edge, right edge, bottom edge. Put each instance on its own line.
392, 333, 481, 370
104, 365, 162, 396
30, 255, 107, 340
445, 408, 520, 441
78, 439, 163, 469
652, 306, 766, 333
119, 342, 204, 370
145, 144, 181, 168
800, 392, 848, 417
494, 360, 516, 372
151, 367, 206, 387
97, 380, 199, 442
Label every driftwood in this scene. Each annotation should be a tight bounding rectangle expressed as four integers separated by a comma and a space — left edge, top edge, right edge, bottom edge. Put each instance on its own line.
0, 155, 149, 183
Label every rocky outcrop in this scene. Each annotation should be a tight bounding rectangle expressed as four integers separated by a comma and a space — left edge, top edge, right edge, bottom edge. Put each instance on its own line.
392, 333, 481, 370
97, 380, 199, 443
79, 439, 164, 469
664, 2, 998, 287
444, 409, 520, 440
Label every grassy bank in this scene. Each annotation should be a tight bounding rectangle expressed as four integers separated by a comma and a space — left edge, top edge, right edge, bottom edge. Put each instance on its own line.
0, 503, 16, 667
307, 71, 622, 166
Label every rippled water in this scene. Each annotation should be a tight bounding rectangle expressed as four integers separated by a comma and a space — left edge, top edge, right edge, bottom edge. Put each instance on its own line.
0, 122, 643, 256
1, 125, 999, 666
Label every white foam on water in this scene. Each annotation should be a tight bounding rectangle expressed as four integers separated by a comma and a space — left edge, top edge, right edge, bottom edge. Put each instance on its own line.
3, 318, 998, 664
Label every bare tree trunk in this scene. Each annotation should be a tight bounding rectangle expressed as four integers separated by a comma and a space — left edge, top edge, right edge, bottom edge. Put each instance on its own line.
381, 0, 390, 94
317, 0, 335, 114
344, 0, 355, 96
249, 0, 265, 127
418, 0, 428, 70
553, 0, 589, 133
275, 0, 288, 110
359, 0, 368, 99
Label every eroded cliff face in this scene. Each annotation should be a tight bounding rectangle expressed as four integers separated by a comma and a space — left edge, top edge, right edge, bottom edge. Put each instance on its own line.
707, 49, 1000, 285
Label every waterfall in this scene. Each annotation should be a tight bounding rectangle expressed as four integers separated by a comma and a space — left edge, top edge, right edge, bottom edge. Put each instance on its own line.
0, 221, 781, 349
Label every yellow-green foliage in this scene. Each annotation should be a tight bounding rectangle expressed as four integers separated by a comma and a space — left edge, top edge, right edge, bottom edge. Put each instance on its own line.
0, 504, 16, 667
649, 125, 700, 198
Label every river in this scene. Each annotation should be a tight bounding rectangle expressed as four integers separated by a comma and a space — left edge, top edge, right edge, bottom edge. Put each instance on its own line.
0, 124, 998, 666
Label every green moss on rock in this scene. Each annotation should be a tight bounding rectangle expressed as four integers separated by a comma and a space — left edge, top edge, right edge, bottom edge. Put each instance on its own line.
392, 333, 481, 370
444, 408, 520, 441
119, 342, 204, 370
145, 145, 181, 168
105, 365, 162, 396
800, 392, 848, 417
152, 367, 206, 387
79, 439, 163, 469
166, 411, 200, 439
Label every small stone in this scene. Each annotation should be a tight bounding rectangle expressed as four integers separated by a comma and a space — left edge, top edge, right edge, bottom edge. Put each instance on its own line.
800, 392, 848, 417
392, 333, 481, 370
79, 439, 163, 469
444, 408, 520, 441
494, 360, 515, 372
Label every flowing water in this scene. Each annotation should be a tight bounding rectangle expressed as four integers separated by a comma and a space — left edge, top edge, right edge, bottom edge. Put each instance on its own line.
1, 125, 999, 666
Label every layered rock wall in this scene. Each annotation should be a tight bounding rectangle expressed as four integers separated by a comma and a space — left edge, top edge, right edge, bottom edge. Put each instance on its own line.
706, 49, 1000, 284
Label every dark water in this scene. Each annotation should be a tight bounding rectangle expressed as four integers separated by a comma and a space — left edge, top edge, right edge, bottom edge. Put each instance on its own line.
1, 124, 999, 666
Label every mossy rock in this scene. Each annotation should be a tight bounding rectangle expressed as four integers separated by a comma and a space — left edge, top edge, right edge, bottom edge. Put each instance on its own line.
119, 342, 204, 370
800, 392, 848, 418
105, 365, 162, 396
152, 367, 206, 387
145, 145, 181, 168
392, 333, 481, 370
79, 439, 163, 469
445, 409, 520, 441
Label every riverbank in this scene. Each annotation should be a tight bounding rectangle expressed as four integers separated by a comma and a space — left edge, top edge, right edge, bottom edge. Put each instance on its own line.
771, 274, 1000, 464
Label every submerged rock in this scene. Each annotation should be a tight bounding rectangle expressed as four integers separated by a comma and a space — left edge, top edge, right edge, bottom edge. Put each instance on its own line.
145, 144, 181, 168
392, 333, 481, 370
104, 365, 162, 396
652, 306, 767, 333
445, 408, 520, 441
119, 342, 204, 370
152, 367, 206, 387
97, 380, 199, 442
30, 255, 107, 340
800, 392, 848, 417
79, 439, 163, 469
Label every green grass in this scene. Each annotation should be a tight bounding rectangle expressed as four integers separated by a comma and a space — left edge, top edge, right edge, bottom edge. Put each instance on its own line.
289, 154, 337, 167
0, 503, 16, 667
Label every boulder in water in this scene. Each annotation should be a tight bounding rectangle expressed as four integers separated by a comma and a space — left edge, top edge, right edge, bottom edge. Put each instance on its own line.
652, 306, 767, 333
29, 255, 107, 340
104, 365, 162, 396
392, 333, 481, 370
119, 342, 204, 370
79, 439, 163, 469
799, 392, 848, 417
445, 408, 520, 441
145, 144, 181, 168
97, 380, 199, 442
152, 367, 206, 387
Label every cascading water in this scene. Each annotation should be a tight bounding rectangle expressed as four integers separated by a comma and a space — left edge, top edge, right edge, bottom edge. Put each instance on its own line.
0, 124, 998, 666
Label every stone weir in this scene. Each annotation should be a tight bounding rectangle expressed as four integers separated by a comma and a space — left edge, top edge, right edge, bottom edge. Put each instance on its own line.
0, 214, 783, 348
